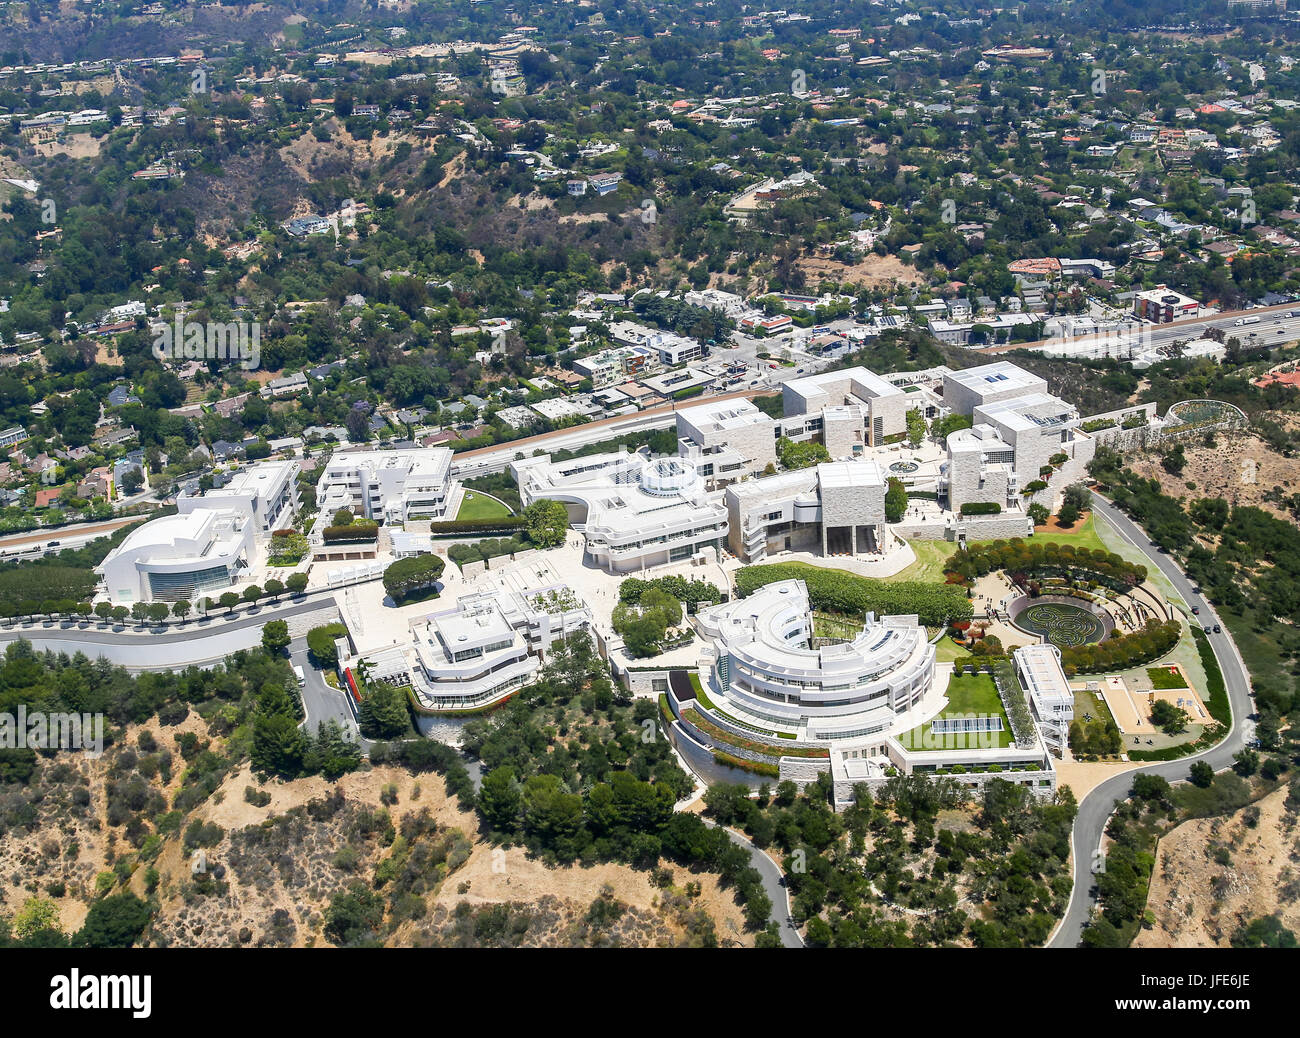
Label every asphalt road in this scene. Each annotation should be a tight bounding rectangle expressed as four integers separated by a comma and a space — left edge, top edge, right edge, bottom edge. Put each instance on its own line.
1047, 496, 1256, 947
290, 637, 365, 743
449, 388, 767, 479
0, 594, 338, 668
702, 818, 804, 948
0, 515, 148, 554
983, 299, 1300, 359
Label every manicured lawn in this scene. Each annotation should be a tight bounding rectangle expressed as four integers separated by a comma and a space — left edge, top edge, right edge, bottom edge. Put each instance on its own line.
941, 673, 1005, 715
901, 672, 1014, 750
933, 635, 974, 665
1073, 688, 1115, 728
456, 490, 513, 521
887, 539, 959, 583
890, 517, 1106, 584
1019, 512, 1107, 554
1146, 665, 1188, 690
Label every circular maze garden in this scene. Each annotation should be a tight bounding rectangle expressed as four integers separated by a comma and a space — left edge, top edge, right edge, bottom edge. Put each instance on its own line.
1010, 597, 1111, 647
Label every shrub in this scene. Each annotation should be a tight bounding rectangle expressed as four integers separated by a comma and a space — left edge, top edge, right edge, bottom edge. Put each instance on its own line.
307, 622, 348, 666
322, 522, 379, 543
959, 502, 1002, 516
734, 564, 973, 627
427, 517, 525, 536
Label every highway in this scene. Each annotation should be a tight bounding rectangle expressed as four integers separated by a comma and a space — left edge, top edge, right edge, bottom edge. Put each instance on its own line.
982, 298, 1300, 359
1047, 495, 1256, 947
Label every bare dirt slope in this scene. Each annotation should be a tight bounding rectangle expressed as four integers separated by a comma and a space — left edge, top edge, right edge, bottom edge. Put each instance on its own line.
1129, 428, 1300, 521
2, 723, 743, 948
1135, 785, 1300, 947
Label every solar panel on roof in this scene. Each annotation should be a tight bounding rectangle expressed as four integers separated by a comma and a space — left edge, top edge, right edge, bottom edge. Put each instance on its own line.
930, 717, 1004, 735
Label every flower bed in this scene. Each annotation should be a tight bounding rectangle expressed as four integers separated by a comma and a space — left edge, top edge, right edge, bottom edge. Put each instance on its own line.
683, 708, 828, 759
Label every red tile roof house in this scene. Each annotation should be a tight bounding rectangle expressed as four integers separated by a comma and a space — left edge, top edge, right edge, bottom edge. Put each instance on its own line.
34, 486, 64, 508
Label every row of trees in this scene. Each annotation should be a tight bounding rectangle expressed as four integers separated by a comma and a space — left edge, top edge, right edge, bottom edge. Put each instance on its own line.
946, 538, 1146, 592
0, 572, 311, 625
617, 575, 722, 609
1060, 619, 1181, 676
735, 564, 973, 627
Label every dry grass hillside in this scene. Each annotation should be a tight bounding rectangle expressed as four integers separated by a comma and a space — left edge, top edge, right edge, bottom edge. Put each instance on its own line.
1135, 785, 1300, 947
1129, 426, 1300, 522
1, 721, 742, 948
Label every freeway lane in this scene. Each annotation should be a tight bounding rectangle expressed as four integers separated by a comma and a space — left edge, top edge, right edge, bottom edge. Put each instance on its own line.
1047, 496, 1256, 947
981, 299, 1300, 358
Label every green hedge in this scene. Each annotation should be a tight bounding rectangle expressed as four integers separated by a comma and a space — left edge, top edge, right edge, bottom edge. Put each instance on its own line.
427, 517, 526, 537
1191, 627, 1231, 727
322, 523, 379, 543
960, 502, 1002, 516
734, 563, 973, 627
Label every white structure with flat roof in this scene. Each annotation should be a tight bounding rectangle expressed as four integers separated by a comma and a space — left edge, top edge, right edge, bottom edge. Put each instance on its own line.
99, 509, 254, 604
942, 391, 1094, 513
941, 361, 1048, 416
97, 460, 299, 603
675, 398, 777, 485
512, 449, 729, 573
697, 579, 937, 742
665, 579, 1057, 806
347, 571, 591, 712
781, 366, 910, 446
938, 362, 1095, 514
1015, 644, 1074, 756
181, 460, 298, 537
316, 447, 455, 523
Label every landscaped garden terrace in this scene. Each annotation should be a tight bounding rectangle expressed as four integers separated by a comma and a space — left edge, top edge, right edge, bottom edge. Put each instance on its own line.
898, 673, 1016, 751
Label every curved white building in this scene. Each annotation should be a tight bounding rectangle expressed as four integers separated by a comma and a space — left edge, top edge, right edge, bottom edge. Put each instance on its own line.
665, 577, 1057, 806
97, 460, 298, 603
697, 579, 934, 741
99, 508, 254, 603
512, 449, 729, 573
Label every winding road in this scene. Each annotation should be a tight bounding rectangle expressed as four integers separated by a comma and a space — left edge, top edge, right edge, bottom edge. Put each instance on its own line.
1046, 496, 1257, 947
702, 818, 805, 948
